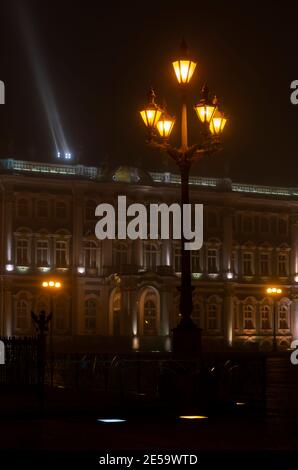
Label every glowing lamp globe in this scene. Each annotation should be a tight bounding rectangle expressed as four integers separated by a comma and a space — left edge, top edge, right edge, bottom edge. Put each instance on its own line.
140, 88, 162, 128
209, 110, 227, 136
156, 112, 175, 139
172, 59, 197, 84
194, 87, 217, 124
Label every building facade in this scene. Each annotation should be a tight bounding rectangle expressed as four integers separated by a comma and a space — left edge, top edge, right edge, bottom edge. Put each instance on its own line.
0, 158, 298, 352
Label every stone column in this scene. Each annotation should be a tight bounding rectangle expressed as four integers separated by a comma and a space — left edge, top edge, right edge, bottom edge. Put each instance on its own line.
4, 281, 12, 336
161, 240, 172, 267
5, 190, 14, 266
132, 239, 143, 268
224, 285, 234, 346
223, 207, 233, 276
73, 189, 84, 268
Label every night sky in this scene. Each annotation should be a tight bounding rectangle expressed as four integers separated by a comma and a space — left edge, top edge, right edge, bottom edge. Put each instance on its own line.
1, 0, 298, 185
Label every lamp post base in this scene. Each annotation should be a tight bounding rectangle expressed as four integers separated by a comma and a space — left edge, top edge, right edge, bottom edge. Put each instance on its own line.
172, 318, 202, 357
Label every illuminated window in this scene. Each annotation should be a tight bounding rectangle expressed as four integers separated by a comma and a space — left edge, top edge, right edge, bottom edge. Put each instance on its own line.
260, 305, 271, 329
191, 250, 201, 273
17, 199, 29, 217
174, 245, 181, 272
207, 248, 218, 273
36, 200, 48, 218
243, 304, 255, 329
84, 299, 97, 332
144, 243, 159, 269
55, 240, 68, 267
36, 240, 49, 266
84, 240, 97, 269
143, 292, 157, 335
243, 252, 254, 276
16, 239, 29, 265
259, 253, 270, 276
113, 242, 128, 267
55, 201, 67, 219
278, 304, 289, 329
16, 299, 30, 330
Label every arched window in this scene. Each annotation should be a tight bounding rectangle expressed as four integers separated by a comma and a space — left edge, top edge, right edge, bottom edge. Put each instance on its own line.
113, 242, 128, 267
144, 243, 159, 269
259, 252, 271, 276
207, 303, 218, 330
84, 240, 97, 269
36, 239, 49, 266
16, 299, 30, 330
85, 200, 97, 220
17, 199, 29, 217
55, 201, 67, 219
16, 238, 29, 265
207, 248, 218, 272
84, 299, 97, 333
191, 250, 201, 273
278, 303, 289, 329
36, 200, 48, 218
243, 304, 255, 329
260, 305, 271, 330
55, 240, 68, 267
143, 292, 158, 335
242, 251, 254, 276
277, 250, 289, 277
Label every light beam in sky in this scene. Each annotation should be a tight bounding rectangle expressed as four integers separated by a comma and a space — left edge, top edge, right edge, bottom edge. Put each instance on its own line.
17, 3, 72, 160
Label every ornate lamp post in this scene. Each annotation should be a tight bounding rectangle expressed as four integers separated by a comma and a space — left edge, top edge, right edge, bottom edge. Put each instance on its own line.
139, 41, 227, 355
41, 280, 62, 385
266, 287, 283, 352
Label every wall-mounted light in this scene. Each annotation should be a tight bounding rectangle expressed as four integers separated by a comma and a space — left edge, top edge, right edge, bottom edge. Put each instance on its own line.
5, 264, 14, 272
77, 266, 85, 274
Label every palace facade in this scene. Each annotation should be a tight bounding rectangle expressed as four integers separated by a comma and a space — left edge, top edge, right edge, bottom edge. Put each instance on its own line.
1, 158, 298, 352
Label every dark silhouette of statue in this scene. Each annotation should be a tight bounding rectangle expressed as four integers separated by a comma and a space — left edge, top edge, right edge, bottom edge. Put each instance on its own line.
31, 310, 52, 335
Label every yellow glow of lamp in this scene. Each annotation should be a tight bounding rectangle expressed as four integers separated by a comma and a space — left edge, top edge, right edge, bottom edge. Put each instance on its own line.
172, 59, 197, 84
140, 88, 162, 128
266, 287, 282, 295
194, 88, 217, 124
156, 112, 175, 139
42, 281, 48, 287
55, 282, 61, 288
209, 110, 227, 136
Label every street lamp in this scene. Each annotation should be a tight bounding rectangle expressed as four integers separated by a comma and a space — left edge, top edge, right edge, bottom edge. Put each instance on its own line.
42, 279, 62, 385
266, 287, 283, 351
139, 41, 228, 355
